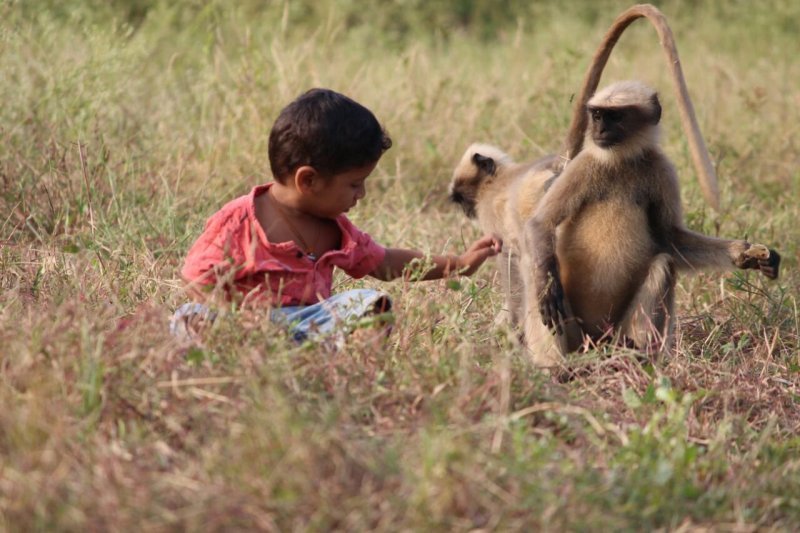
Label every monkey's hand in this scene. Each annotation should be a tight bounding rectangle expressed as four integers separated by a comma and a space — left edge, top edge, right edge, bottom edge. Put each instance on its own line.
737, 244, 781, 280
537, 269, 567, 334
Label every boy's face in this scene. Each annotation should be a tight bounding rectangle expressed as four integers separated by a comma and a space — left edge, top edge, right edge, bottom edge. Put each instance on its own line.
308, 161, 377, 218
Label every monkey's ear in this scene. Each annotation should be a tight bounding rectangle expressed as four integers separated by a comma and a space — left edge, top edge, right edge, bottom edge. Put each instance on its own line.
650, 94, 662, 124
472, 153, 497, 176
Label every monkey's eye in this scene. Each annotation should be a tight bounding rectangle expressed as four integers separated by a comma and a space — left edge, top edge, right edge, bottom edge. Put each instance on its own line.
590, 109, 603, 122
605, 110, 623, 123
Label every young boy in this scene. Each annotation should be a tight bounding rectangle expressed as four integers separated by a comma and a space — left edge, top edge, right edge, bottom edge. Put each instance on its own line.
171, 88, 501, 342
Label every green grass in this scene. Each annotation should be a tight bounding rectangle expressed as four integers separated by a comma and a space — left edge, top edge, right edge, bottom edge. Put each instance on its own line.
1, 0, 799, 530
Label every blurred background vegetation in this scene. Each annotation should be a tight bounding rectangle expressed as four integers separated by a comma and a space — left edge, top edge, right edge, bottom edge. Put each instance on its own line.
3, 0, 798, 251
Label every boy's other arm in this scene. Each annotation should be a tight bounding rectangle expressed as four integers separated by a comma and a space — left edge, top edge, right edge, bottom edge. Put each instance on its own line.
369, 234, 502, 281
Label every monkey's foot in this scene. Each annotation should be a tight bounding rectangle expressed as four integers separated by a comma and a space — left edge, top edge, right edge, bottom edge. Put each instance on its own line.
743, 243, 770, 260
740, 243, 781, 279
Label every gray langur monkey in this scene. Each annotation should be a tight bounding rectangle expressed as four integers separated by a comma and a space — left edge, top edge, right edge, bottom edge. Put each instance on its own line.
523, 81, 780, 366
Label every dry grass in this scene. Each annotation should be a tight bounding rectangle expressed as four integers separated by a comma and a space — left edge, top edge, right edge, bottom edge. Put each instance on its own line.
1, 0, 799, 530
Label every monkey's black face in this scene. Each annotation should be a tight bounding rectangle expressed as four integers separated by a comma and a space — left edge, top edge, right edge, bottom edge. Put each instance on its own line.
449, 186, 478, 219
588, 104, 657, 148
450, 151, 497, 219
588, 106, 628, 148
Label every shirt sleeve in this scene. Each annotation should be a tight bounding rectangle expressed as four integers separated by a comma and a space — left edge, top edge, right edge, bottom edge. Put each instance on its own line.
338, 217, 386, 279
180, 205, 249, 286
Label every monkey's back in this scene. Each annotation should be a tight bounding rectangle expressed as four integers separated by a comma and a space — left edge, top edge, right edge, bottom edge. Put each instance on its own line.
506, 157, 558, 246
556, 193, 655, 335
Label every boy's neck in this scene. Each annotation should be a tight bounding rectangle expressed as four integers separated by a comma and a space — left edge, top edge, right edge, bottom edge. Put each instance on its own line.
256, 181, 342, 258
269, 182, 313, 218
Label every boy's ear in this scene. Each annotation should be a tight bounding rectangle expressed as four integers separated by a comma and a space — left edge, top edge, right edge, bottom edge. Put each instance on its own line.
293, 166, 321, 193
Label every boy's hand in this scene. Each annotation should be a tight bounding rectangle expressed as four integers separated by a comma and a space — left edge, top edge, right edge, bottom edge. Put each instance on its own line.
370, 234, 502, 281
456, 234, 503, 276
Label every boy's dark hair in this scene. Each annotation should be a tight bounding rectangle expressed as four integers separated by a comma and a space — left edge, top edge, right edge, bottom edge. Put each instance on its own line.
268, 88, 393, 183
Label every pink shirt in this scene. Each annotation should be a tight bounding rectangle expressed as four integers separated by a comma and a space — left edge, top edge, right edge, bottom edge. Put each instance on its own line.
181, 183, 386, 306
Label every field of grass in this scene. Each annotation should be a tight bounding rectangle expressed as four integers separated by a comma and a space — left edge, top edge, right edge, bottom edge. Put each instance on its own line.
1, 0, 799, 529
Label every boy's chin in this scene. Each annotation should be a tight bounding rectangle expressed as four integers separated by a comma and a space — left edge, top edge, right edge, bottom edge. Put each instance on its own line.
320, 202, 354, 218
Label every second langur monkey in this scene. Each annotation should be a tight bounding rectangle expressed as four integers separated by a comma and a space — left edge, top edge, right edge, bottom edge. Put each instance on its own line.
522, 80, 780, 366
450, 145, 557, 329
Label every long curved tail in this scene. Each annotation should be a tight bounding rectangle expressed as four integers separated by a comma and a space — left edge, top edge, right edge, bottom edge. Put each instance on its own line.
557, 4, 720, 211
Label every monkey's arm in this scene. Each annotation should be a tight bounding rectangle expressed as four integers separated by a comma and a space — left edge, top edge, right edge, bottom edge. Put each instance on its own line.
669, 228, 781, 279
525, 160, 595, 331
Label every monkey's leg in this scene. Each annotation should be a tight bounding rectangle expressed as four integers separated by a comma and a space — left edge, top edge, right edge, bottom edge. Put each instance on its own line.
520, 252, 582, 367
495, 249, 525, 329
619, 253, 677, 356
522, 306, 571, 367
671, 228, 781, 279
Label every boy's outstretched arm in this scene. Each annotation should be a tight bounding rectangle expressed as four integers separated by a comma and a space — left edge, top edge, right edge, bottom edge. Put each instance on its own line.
370, 234, 502, 281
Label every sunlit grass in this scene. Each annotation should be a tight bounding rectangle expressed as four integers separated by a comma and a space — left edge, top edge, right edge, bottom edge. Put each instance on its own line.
1, 0, 798, 529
